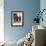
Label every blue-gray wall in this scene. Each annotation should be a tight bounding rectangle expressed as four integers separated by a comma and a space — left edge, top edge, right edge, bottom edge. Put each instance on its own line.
4, 0, 40, 42
40, 0, 46, 27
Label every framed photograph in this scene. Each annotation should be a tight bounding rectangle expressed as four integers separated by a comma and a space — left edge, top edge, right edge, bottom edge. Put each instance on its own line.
11, 11, 24, 27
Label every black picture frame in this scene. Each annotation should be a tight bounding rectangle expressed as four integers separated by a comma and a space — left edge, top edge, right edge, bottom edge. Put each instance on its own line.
11, 11, 24, 27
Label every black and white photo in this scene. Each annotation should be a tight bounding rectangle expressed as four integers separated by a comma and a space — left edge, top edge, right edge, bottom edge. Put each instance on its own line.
11, 11, 24, 27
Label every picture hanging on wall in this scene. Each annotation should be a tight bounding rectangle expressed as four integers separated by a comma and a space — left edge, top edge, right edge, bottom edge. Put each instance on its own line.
11, 11, 24, 27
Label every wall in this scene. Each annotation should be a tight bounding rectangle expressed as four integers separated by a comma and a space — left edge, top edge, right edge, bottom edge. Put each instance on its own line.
4, 0, 40, 42
40, 0, 46, 27
0, 0, 4, 42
